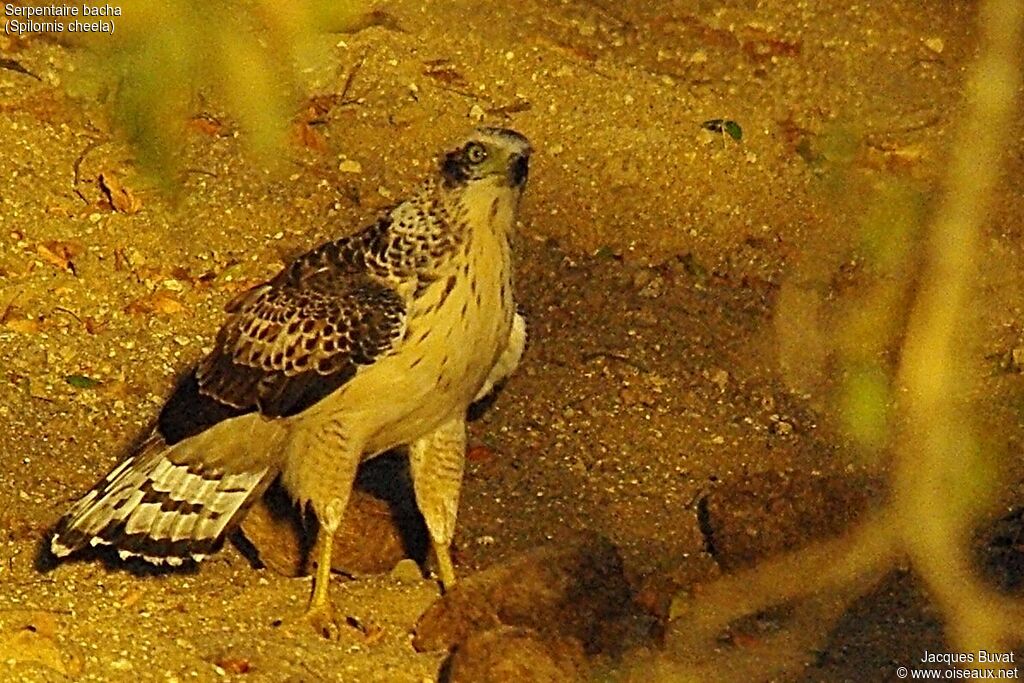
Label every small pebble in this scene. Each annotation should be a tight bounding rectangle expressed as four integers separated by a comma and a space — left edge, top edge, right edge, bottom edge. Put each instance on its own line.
390, 558, 423, 583
339, 159, 363, 174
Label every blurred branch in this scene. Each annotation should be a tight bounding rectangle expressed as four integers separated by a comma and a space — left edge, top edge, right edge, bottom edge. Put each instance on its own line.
668, 511, 899, 631
659, 0, 1024, 678
893, 0, 1024, 653
69, 1, 371, 188
662, 511, 899, 680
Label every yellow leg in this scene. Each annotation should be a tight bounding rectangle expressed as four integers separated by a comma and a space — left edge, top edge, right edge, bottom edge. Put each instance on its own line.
305, 528, 338, 639
434, 539, 456, 592
409, 418, 467, 594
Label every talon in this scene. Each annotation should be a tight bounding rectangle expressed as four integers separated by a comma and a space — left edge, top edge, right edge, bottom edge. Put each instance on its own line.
306, 603, 340, 640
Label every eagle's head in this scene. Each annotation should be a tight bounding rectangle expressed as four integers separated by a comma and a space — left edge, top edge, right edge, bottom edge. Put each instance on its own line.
440, 127, 532, 191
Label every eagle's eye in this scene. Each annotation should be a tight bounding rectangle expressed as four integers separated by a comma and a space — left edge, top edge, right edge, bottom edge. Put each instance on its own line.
464, 142, 488, 165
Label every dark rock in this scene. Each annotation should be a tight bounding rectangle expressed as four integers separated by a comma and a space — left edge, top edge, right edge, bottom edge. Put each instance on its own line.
442, 626, 586, 683
703, 470, 880, 571
414, 531, 640, 656
237, 473, 421, 581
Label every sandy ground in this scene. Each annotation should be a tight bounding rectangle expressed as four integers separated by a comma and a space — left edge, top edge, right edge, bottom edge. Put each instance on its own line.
1, 0, 1023, 681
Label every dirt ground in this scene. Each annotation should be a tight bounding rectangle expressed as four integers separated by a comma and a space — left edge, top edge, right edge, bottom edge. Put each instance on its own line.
1, 0, 1023, 681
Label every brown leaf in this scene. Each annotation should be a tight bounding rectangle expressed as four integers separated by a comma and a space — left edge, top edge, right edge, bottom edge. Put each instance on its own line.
218, 278, 265, 295
347, 617, 385, 645
422, 59, 470, 88
124, 292, 185, 316
0, 58, 40, 81
0, 292, 20, 323
169, 265, 193, 282
22, 612, 57, 639
82, 315, 107, 334
467, 444, 496, 463
365, 624, 386, 645
667, 14, 741, 50
99, 172, 142, 215
731, 632, 762, 649
188, 114, 226, 136
741, 37, 801, 62
36, 240, 82, 273
487, 100, 533, 116
862, 142, 926, 171
304, 93, 342, 120
5, 317, 42, 334
215, 657, 252, 674
292, 121, 327, 152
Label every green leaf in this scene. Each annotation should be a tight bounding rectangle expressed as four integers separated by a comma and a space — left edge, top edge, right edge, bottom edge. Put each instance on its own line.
65, 374, 101, 389
701, 119, 743, 141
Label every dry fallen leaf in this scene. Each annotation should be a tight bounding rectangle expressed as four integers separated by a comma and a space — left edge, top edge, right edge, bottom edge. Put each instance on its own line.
99, 172, 143, 215
0, 57, 40, 81
344, 615, 386, 644
188, 114, 226, 136
83, 315, 107, 334
112, 247, 131, 272
36, 240, 82, 274
467, 444, 496, 463
292, 121, 327, 152
23, 611, 57, 639
0, 293, 18, 324
124, 292, 186, 316
218, 278, 265, 295
362, 624, 385, 645
422, 59, 470, 88
169, 265, 193, 282
4, 317, 42, 334
215, 656, 252, 674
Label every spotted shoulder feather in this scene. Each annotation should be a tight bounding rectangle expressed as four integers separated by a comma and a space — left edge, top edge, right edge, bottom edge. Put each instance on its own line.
195, 267, 404, 418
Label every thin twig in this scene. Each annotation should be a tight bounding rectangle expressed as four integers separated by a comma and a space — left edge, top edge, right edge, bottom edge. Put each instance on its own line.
0, 58, 40, 81
72, 138, 107, 205
337, 53, 366, 105
52, 306, 82, 324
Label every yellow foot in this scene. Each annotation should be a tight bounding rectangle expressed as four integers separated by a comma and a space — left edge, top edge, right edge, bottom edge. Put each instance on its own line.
301, 521, 338, 639
305, 602, 340, 640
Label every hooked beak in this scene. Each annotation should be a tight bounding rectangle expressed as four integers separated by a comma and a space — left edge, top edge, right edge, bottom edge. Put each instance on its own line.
508, 153, 529, 188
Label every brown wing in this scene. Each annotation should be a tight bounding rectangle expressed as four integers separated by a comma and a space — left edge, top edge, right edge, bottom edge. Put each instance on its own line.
157, 266, 405, 444
201, 268, 405, 414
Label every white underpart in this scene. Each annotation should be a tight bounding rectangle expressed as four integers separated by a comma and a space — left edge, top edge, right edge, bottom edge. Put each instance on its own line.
474, 312, 526, 402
